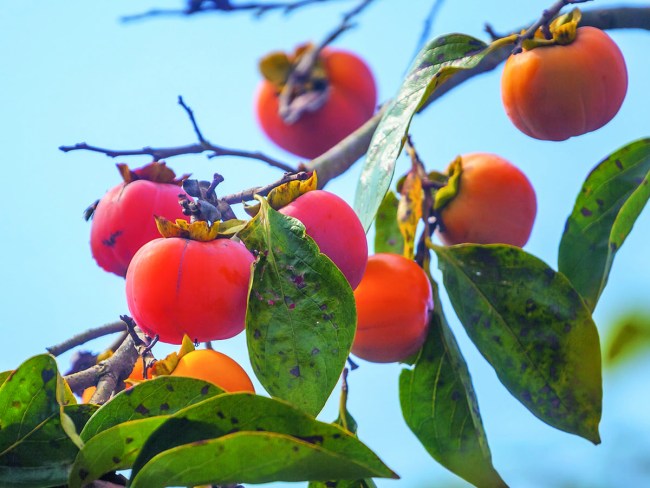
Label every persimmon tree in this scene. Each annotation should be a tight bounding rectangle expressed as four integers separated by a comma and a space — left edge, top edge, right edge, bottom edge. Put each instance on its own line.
2, 1, 650, 487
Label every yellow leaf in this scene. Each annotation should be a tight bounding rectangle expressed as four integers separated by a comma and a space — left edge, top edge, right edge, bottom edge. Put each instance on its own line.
433, 156, 463, 212
154, 216, 221, 241
268, 171, 318, 209
397, 171, 423, 260
259, 51, 293, 88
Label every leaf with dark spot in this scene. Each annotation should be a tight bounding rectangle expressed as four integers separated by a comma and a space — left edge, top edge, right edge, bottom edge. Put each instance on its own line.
559, 138, 650, 311
239, 197, 356, 416
374, 190, 404, 255
129, 393, 396, 487
400, 280, 505, 487
354, 34, 497, 231
433, 243, 602, 444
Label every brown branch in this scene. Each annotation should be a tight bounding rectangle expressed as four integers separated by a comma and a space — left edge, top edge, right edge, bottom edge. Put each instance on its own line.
221, 171, 313, 203
60, 97, 296, 173
46, 321, 126, 357
121, 0, 350, 22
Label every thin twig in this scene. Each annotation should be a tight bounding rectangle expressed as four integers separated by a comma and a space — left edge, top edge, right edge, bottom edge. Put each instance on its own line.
121, 0, 347, 22
59, 98, 295, 173
46, 321, 126, 357
221, 171, 313, 203
409, 0, 447, 67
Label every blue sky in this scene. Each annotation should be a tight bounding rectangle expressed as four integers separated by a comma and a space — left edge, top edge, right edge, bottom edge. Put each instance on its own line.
2, 1, 650, 486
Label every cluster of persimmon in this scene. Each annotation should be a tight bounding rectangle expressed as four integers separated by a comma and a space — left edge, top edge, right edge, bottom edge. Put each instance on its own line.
86, 16, 628, 394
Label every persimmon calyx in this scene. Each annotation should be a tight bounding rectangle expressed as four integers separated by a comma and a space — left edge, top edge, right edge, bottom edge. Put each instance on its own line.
259, 43, 331, 124
433, 156, 463, 212
117, 161, 190, 186
521, 8, 581, 51
154, 216, 247, 241
244, 170, 318, 217
150, 335, 196, 377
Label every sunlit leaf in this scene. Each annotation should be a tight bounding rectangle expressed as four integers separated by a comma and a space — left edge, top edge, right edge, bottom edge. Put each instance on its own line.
604, 312, 650, 367
559, 138, 650, 311
239, 197, 356, 416
374, 191, 404, 255
80, 376, 223, 441
400, 279, 505, 487
432, 244, 602, 443
354, 34, 499, 231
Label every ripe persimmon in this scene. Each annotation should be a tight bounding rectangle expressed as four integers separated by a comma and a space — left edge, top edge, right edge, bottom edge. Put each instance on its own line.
501, 26, 627, 141
171, 349, 255, 393
125, 235, 254, 344
256, 45, 377, 159
352, 254, 432, 363
278, 190, 368, 290
90, 162, 189, 277
435, 153, 537, 247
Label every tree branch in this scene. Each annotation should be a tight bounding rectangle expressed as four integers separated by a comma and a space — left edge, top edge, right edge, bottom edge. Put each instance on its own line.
121, 0, 350, 22
46, 321, 126, 357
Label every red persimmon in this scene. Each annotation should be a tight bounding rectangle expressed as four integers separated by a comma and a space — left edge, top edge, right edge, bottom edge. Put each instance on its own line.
90, 163, 189, 277
256, 46, 377, 159
501, 26, 627, 141
125, 236, 254, 344
352, 254, 433, 363
278, 190, 368, 290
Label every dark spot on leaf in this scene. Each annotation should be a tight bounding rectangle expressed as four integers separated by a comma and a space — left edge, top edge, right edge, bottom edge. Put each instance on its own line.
522, 391, 532, 403
231, 417, 239, 424
319, 304, 328, 311
581, 207, 592, 217
102, 230, 123, 247
125, 437, 134, 444
166, 384, 175, 392
564, 323, 572, 333
615, 159, 624, 170
451, 390, 461, 402
596, 198, 605, 209
298, 435, 324, 445
267, 299, 275, 306
79, 469, 89, 480
201, 385, 210, 395
292, 275, 306, 289
551, 398, 561, 409
520, 327, 530, 338
11, 401, 20, 409
41, 368, 55, 384
292, 446, 299, 452
112, 456, 121, 464
323, 313, 333, 321
228, 428, 240, 434
492, 335, 502, 345
124, 388, 135, 396
256, 427, 266, 432
525, 299, 537, 314
325, 482, 338, 488
544, 268, 555, 281
289, 303, 296, 310
160, 403, 170, 411
311, 348, 320, 356
521, 363, 529, 373
216, 411, 225, 419
332, 433, 341, 439
254, 329, 261, 340
135, 403, 150, 415
610, 242, 618, 252
290, 366, 301, 377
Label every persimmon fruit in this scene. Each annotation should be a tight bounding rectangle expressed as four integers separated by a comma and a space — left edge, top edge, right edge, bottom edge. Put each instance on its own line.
436, 153, 537, 247
352, 254, 433, 363
278, 190, 368, 290
171, 349, 255, 393
256, 47, 377, 159
125, 237, 254, 344
90, 163, 189, 277
501, 26, 627, 141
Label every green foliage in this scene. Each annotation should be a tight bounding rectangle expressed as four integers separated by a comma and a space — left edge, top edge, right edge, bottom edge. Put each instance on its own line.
604, 312, 650, 367
559, 138, 650, 311
432, 244, 602, 444
0, 355, 81, 487
374, 190, 405, 255
239, 196, 357, 416
354, 33, 495, 231
400, 279, 506, 487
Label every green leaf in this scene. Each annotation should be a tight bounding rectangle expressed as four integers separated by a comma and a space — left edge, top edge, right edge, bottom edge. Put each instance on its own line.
559, 138, 650, 311
64, 404, 99, 436
0, 355, 81, 487
604, 312, 650, 367
80, 376, 223, 441
374, 191, 404, 255
130, 393, 397, 487
68, 417, 168, 488
432, 244, 602, 444
354, 34, 494, 231
239, 197, 357, 416
309, 478, 378, 488
0, 371, 11, 386
400, 279, 505, 488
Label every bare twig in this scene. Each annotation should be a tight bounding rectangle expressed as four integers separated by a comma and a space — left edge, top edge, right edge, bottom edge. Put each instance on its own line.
46, 321, 126, 357
409, 0, 447, 67
221, 170, 313, 203
59, 97, 295, 173
121, 0, 348, 22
